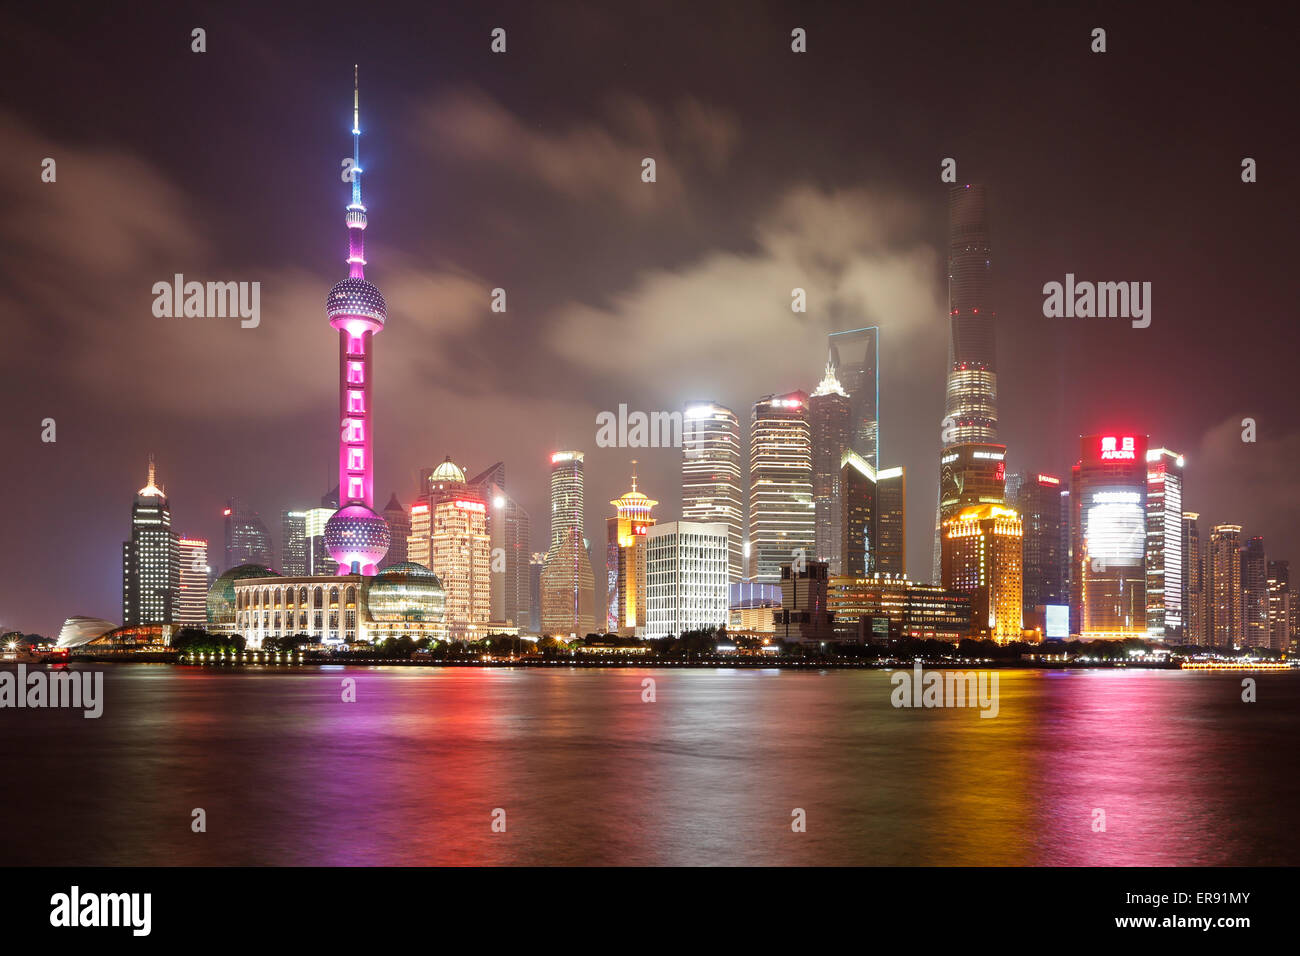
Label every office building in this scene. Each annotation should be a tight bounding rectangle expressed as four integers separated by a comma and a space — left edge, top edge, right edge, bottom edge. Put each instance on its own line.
748, 391, 814, 584
224, 497, 272, 572
467, 463, 532, 629
644, 521, 729, 639
682, 402, 744, 582
827, 327, 879, 467
1267, 560, 1291, 653
810, 359, 852, 572
840, 450, 905, 576
1012, 472, 1066, 616
1208, 524, 1243, 648
1181, 512, 1207, 645
1241, 536, 1270, 649
122, 457, 180, 627
942, 503, 1023, 643
280, 510, 308, 576
175, 537, 209, 627
1145, 448, 1184, 641
828, 575, 972, 642
606, 467, 656, 636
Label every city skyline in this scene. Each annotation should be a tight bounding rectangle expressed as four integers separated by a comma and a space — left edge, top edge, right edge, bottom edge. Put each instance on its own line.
4, 3, 1296, 636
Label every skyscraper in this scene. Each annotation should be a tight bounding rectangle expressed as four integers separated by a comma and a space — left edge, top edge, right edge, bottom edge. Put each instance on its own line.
175, 537, 209, 627
942, 504, 1023, 643
606, 465, 656, 636
1267, 560, 1291, 653
541, 451, 597, 637
1145, 448, 1184, 641
943, 185, 998, 444
645, 521, 729, 638
380, 493, 409, 570
323, 67, 390, 575
223, 498, 272, 572
682, 402, 744, 583
122, 457, 180, 627
937, 442, 1007, 581
1012, 473, 1066, 615
840, 450, 906, 576
1208, 524, 1243, 648
431, 495, 491, 641
827, 327, 879, 467
749, 391, 814, 584
1070, 434, 1149, 639
1241, 536, 1270, 649
1181, 512, 1207, 645
280, 510, 308, 576
304, 505, 335, 574
810, 359, 852, 573
467, 463, 532, 628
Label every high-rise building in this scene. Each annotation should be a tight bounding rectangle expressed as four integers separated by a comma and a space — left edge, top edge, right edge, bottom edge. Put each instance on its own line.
1207, 524, 1243, 648
541, 451, 597, 637
1181, 512, 1207, 645
1241, 536, 1270, 649
1145, 448, 1184, 641
810, 359, 852, 573
466, 464, 532, 629
323, 68, 391, 575
827, 327, 879, 468
776, 560, 836, 644
606, 466, 656, 636
645, 521, 730, 638
937, 442, 1006, 582
748, 391, 814, 584
1012, 473, 1066, 615
175, 537, 209, 628
1069, 434, 1149, 639
280, 510, 308, 576
380, 493, 409, 570
529, 552, 545, 634
682, 402, 744, 582
122, 457, 180, 627
1267, 559, 1291, 654
430, 493, 491, 641
828, 575, 972, 642
223, 498, 272, 573
943, 185, 998, 445
942, 504, 1023, 643
304, 505, 335, 574
840, 450, 905, 576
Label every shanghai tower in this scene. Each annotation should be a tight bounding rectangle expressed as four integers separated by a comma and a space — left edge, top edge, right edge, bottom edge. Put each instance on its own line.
942, 184, 997, 443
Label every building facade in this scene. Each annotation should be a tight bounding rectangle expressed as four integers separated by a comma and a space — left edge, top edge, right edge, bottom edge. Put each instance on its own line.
840, 450, 905, 577
810, 360, 852, 573
1012, 473, 1066, 618
223, 498, 272, 573
1241, 536, 1270, 649
606, 469, 656, 636
828, 575, 972, 642
1208, 524, 1243, 648
1181, 512, 1207, 645
280, 510, 308, 576
122, 458, 180, 627
645, 521, 730, 638
942, 503, 1023, 643
175, 537, 209, 628
748, 391, 815, 584
1145, 448, 1184, 641
827, 327, 879, 468
681, 402, 744, 583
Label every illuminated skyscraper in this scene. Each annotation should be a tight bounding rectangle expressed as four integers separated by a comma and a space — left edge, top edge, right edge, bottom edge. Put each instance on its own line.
1208, 524, 1243, 648
324, 67, 390, 575
606, 465, 656, 636
1145, 448, 1184, 641
937, 442, 1006, 581
827, 327, 879, 467
942, 503, 1023, 643
280, 510, 308, 576
645, 521, 730, 638
175, 537, 209, 628
1181, 512, 1207, 645
223, 498, 272, 573
467, 463, 532, 628
682, 402, 744, 582
749, 391, 814, 584
542, 451, 597, 636
122, 456, 180, 626
1267, 560, 1291, 653
943, 185, 998, 444
1011, 473, 1066, 616
304, 505, 334, 574
430, 494, 491, 641
1241, 536, 1270, 649
810, 359, 852, 572
840, 450, 906, 576
1070, 434, 1149, 639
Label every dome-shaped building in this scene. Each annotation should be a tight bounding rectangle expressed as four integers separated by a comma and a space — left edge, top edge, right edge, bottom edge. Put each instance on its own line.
324, 503, 391, 574
207, 563, 278, 632
367, 562, 448, 644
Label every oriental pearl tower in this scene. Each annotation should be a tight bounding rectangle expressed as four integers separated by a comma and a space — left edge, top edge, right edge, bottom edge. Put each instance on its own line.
324, 67, 391, 574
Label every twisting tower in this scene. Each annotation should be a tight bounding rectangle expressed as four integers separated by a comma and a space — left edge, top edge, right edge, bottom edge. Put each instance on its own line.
324, 67, 391, 574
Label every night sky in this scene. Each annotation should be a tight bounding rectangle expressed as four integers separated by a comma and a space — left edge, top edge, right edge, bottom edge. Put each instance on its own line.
3, 2, 1294, 636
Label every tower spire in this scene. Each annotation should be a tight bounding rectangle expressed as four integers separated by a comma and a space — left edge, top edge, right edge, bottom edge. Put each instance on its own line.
345, 64, 367, 278
630, 459, 638, 493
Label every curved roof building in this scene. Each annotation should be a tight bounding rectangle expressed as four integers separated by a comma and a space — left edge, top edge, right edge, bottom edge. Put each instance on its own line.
207, 563, 278, 629
56, 616, 118, 649
368, 562, 445, 623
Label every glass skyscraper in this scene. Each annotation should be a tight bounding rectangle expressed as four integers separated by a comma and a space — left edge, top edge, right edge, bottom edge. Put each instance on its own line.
748, 392, 814, 585
681, 402, 744, 582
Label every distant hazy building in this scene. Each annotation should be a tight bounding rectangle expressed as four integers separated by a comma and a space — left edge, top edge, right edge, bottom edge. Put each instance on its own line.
1181, 512, 1207, 645
942, 503, 1023, 643
1267, 560, 1291, 653
1208, 524, 1243, 648
840, 450, 905, 576
175, 537, 209, 628
280, 510, 308, 576
1241, 536, 1270, 649
467, 463, 532, 629
810, 359, 852, 573
828, 327, 880, 468
682, 402, 744, 583
645, 521, 729, 638
224, 498, 272, 572
122, 457, 180, 627
1145, 448, 1184, 641
380, 493, 410, 570
1070, 434, 1149, 639
1012, 472, 1066, 617
304, 505, 335, 574
606, 468, 656, 636
749, 391, 814, 584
